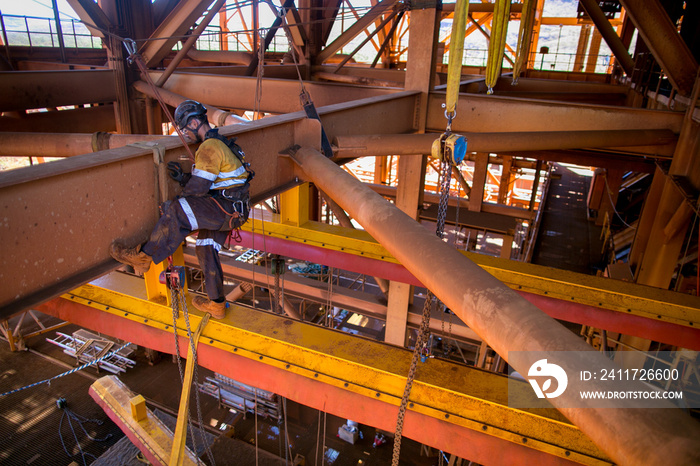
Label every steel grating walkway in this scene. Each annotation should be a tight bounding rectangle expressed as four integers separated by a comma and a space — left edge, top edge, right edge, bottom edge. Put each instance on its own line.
0, 336, 124, 465
532, 163, 604, 275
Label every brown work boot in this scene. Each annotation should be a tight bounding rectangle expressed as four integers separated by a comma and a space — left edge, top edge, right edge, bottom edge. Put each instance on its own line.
109, 242, 152, 274
192, 296, 227, 319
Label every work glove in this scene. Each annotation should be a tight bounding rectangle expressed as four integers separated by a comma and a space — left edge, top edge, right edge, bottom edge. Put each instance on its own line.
167, 161, 191, 187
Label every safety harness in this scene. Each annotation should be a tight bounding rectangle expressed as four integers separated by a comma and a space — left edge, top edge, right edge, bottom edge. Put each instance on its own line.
203, 129, 255, 233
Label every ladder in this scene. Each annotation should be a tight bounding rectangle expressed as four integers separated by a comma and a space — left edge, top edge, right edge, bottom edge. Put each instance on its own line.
198, 373, 283, 421
236, 249, 265, 264
46, 331, 136, 374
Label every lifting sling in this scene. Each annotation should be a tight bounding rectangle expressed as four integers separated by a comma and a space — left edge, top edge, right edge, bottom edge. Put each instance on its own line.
512, 0, 537, 84
485, 0, 511, 94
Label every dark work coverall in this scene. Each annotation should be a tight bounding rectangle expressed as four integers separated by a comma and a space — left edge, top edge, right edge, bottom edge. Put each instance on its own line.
142, 129, 250, 301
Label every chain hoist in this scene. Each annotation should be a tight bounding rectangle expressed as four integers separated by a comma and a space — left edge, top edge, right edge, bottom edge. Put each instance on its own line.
392, 110, 467, 466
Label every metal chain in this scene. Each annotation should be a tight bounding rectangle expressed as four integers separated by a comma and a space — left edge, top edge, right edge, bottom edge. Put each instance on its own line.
436, 157, 452, 239
170, 287, 199, 459
178, 290, 215, 466
440, 302, 445, 341
391, 290, 434, 466
392, 158, 453, 466
254, 33, 265, 118
280, 271, 285, 317
274, 270, 280, 314
170, 287, 216, 465
448, 308, 453, 341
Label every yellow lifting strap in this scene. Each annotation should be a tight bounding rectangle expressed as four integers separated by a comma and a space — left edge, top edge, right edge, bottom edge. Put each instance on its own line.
512, 0, 537, 84
485, 0, 511, 94
444, 0, 470, 117
169, 313, 210, 466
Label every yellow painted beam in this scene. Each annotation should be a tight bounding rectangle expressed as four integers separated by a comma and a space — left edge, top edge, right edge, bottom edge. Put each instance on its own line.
244, 216, 394, 261
70, 273, 611, 465
241, 218, 700, 328
89, 375, 202, 466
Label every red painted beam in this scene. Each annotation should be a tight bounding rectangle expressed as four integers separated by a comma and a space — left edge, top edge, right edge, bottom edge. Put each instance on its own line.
237, 231, 700, 350
518, 292, 700, 351
237, 230, 420, 284
38, 297, 578, 466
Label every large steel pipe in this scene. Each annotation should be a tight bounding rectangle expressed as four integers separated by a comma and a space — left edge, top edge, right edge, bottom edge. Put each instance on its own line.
318, 189, 390, 295
187, 49, 253, 65
289, 146, 700, 466
333, 129, 677, 158
313, 71, 403, 88
132, 80, 248, 127
0, 70, 116, 112
0, 104, 117, 133
0, 132, 172, 158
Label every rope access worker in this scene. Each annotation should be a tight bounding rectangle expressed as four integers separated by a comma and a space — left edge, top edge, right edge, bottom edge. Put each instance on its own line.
110, 100, 254, 319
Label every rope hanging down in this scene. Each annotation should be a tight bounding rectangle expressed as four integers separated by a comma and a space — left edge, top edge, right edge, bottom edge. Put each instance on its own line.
485, 0, 511, 94
123, 39, 196, 163
279, 8, 334, 157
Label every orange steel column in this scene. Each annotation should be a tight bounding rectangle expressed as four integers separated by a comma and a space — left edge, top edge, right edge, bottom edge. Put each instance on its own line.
468, 153, 488, 211
219, 5, 228, 51
289, 145, 700, 466
384, 4, 440, 346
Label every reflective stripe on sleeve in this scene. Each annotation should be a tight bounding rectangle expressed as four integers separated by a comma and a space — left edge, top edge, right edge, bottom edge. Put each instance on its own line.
218, 165, 247, 179
211, 178, 247, 189
192, 168, 217, 181
178, 197, 199, 230
195, 238, 222, 251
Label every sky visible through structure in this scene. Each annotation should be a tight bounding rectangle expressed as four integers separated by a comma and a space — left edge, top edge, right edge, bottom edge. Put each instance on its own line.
0, 0, 620, 72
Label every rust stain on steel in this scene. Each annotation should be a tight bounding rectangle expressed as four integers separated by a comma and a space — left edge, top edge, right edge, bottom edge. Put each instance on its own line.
0, 157, 157, 313
0, 91, 420, 317
428, 93, 685, 134
0, 70, 117, 112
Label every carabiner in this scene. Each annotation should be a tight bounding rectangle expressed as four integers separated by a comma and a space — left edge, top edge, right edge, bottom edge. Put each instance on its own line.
123, 38, 137, 65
